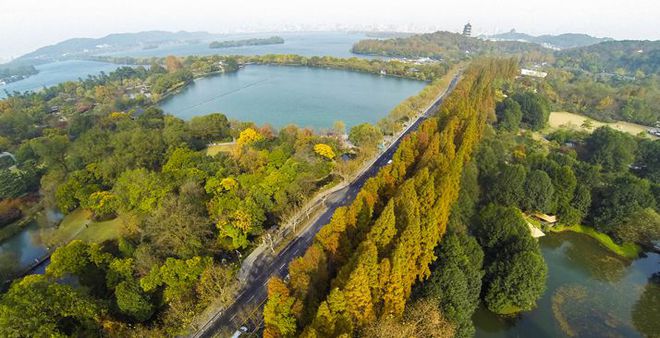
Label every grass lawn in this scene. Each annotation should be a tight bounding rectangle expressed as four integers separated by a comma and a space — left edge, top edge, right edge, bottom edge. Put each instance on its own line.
206, 142, 236, 156
44, 209, 122, 246
547, 112, 657, 139
547, 224, 641, 259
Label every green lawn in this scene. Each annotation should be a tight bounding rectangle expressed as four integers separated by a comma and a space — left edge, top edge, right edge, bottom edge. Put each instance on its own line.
206, 142, 236, 156
547, 224, 641, 259
44, 209, 122, 246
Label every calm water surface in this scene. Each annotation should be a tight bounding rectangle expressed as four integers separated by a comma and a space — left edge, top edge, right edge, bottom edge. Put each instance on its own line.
474, 232, 660, 338
102, 31, 369, 58
159, 64, 426, 129
1, 32, 369, 98
0, 60, 123, 98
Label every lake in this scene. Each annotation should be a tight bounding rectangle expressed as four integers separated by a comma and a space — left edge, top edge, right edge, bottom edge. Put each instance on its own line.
101, 31, 370, 58
159, 65, 426, 129
0, 32, 370, 99
474, 231, 660, 338
0, 60, 124, 98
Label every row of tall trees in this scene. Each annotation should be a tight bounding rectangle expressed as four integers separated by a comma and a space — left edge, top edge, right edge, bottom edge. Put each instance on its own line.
263, 58, 519, 337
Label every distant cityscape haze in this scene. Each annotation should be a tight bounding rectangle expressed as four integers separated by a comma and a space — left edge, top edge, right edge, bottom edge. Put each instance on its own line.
1, 0, 659, 62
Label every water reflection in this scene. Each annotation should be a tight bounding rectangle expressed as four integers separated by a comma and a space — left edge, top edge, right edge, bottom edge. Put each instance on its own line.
474, 232, 660, 338
632, 273, 660, 337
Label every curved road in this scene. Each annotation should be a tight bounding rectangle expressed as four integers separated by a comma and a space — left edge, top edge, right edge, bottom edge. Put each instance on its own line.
193, 73, 461, 337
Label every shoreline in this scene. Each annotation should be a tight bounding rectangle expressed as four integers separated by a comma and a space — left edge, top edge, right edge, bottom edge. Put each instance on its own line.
547, 224, 641, 259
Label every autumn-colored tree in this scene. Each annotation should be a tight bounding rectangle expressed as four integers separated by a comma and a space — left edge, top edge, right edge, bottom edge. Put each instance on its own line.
237, 127, 264, 147
165, 55, 183, 73
313, 143, 336, 160
264, 278, 297, 338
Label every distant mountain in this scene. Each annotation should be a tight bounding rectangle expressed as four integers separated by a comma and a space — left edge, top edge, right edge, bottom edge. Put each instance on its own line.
5, 31, 218, 66
485, 30, 613, 49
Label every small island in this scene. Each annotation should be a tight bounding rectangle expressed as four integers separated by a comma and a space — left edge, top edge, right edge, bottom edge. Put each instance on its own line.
209, 36, 284, 49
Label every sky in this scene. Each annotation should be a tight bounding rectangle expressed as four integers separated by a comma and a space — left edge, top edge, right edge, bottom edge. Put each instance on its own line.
1, 0, 658, 61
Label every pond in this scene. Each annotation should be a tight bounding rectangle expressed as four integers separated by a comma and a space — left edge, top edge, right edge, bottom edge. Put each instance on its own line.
159, 65, 426, 129
0, 209, 61, 275
474, 231, 660, 338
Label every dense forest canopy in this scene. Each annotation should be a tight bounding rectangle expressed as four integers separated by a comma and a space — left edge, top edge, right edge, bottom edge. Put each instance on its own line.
263, 58, 520, 337
352, 32, 659, 126
0, 52, 461, 336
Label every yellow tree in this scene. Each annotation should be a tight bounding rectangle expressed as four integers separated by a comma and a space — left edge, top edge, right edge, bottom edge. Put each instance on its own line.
313, 143, 336, 160
264, 278, 297, 338
237, 128, 264, 147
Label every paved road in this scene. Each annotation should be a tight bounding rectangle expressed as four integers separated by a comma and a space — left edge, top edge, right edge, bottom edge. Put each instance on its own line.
193, 74, 461, 337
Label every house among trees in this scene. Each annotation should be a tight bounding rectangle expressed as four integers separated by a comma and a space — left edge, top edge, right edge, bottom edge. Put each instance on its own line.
533, 213, 557, 225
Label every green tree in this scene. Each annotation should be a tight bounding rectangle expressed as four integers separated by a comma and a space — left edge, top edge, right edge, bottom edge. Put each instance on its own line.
115, 280, 154, 322
585, 126, 637, 172
591, 174, 656, 233
523, 169, 555, 213
613, 208, 660, 245
421, 232, 484, 338
0, 275, 101, 337
113, 168, 172, 214
496, 98, 523, 132
144, 194, 212, 259
483, 250, 547, 314
487, 164, 527, 206
188, 113, 231, 149
0, 169, 26, 199
349, 123, 383, 149
636, 139, 660, 182
513, 92, 550, 130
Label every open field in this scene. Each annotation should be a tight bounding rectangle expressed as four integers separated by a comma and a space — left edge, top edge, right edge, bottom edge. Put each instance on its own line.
206, 142, 236, 156
547, 112, 658, 139
43, 209, 122, 246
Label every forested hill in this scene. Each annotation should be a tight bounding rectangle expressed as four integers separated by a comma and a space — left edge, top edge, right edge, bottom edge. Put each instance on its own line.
486, 30, 613, 49
6, 31, 217, 66
351, 31, 550, 60
555, 40, 660, 75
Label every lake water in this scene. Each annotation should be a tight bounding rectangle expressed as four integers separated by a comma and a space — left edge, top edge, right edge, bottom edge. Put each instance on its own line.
474, 232, 660, 338
159, 65, 426, 129
1, 32, 369, 99
101, 31, 369, 58
0, 60, 124, 98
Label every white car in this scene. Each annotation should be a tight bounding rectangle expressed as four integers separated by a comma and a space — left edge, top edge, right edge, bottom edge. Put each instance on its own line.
231, 326, 249, 338
387, 159, 393, 164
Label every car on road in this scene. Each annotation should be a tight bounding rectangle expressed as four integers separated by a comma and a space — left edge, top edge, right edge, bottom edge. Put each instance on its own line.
231, 326, 248, 338
387, 159, 393, 164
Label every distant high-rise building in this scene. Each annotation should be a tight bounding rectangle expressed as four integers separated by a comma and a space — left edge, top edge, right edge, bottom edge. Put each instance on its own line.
463, 23, 472, 37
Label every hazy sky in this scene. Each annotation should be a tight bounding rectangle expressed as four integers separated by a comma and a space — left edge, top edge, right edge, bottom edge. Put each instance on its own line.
1, 0, 658, 60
